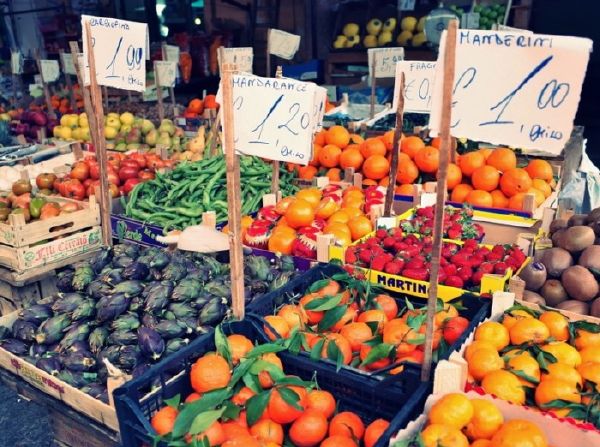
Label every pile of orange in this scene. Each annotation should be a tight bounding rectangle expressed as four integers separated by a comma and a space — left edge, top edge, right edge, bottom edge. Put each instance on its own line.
407, 393, 550, 447
150, 333, 390, 447
464, 306, 600, 428
182, 95, 219, 118
262, 273, 469, 373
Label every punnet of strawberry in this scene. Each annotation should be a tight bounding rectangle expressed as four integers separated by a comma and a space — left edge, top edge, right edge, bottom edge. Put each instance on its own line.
399, 205, 485, 241
345, 231, 528, 290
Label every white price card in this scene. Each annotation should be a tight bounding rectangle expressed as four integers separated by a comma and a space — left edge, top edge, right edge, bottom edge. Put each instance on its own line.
81, 15, 148, 92
155, 61, 177, 87
268, 29, 301, 60
219, 75, 323, 165
40, 60, 60, 82
218, 47, 253, 73
11, 51, 22, 75
164, 44, 180, 63
29, 84, 43, 98
429, 30, 593, 154
368, 47, 405, 79
61, 52, 77, 75
392, 61, 436, 113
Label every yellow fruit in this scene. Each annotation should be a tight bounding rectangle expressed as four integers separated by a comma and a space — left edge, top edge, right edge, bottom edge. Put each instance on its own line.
400, 16, 417, 32
428, 393, 474, 429
580, 346, 600, 364
465, 399, 504, 441
378, 31, 393, 46
421, 424, 469, 447
104, 125, 118, 140
481, 370, 526, 405
541, 342, 581, 367
474, 322, 509, 351
503, 348, 530, 360
383, 17, 397, 32
577, 361, 600, 385
534, 377, 581, 407
396, 30, 413, 46
363, 35, 378, 48
342, 23, 359, 37
412, 32, 427, 47
345, 34, 360, 48
539, 311, 569, 341
507, 353, 541, 387
509, 319, 550, 345
574, 329, 600, 350
333, 36, 347, 49
541, 362, 582, 388
489, 419, 548, 447
468, 349, 504, 381
417, 17, 426, 32
366, 18, 383, 35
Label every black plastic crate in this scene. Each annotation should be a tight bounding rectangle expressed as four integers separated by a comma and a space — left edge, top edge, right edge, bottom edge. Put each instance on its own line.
113, 318, 430, 447
250, 264, 491, 376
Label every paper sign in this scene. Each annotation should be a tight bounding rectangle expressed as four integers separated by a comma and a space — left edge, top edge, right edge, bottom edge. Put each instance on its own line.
461, 12, 480, 29
155, 61, 177, 87
219, 74, 323, 164
61, 53, 77, 75
11, 51, 22, 75
429, 30, 593, 154
164, 44, 180, 63
81, 15, 148, 92
268, 29, 301, 60
392, 60, 436, 113
143, 84, 169, 102
399, 0, 416, 11
29, 84, 43, 98
218, 47, 253, 73
368, 47, 405, 79
40, 60, 60, 82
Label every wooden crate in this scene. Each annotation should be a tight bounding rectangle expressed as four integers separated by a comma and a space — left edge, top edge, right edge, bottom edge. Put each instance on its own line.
0, 195, 100, 247
0, 274, 57, 315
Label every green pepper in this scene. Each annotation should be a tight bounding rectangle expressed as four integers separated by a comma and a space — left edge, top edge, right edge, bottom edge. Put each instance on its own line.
29, 197, 46, 219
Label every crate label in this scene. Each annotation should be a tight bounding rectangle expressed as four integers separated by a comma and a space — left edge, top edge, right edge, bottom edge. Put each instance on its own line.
21, 227, 102, 268
10, 357, 65, 394
111, 215, 167, 248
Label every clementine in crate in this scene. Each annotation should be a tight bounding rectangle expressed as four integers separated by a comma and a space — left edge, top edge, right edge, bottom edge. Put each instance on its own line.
396, 160, 419, 184
525, 159, 553, 181
396, 183, 416, 195
310, 143, 322, 167
443, 163, 463, 190
314, 129, 327, 145
362, 155, 390, 180
451, 184, 474, 203
532, 179, 552, 198
465, 190, 493, 208
507, 192, 528, 211
414, 146, 440, 173
347, 215, 373, 240
459, 151, 485, 176
381, 130, 397, 150
360, 137, 387, 158
151, 406, 178, 435
190, 353, 231, 393
471, 165, 500, 192
298, 165, 317, 180
490, 190, 509, 208
500, 168, 532, 197
289, 411, 329, 446
188, 98, 204, 113
325, 125, 350, 148
339, 148, 364, 170
486, 148, 517, 172
319, 144, 343, 168
326, 168, 342, 181
306, 389, 337, 419
401, 135, 425, 159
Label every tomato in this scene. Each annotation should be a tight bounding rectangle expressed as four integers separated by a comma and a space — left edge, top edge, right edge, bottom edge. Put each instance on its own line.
122, 178, 142, 194
146, 157, 165, 170
83, 155, 97, 165
108, 158, 120, 170
267, 230, 296, 255
36, 173, 56, 190
83, 178, 93, 189
119, 166, 140, 181
442, 316, 470, 345
126, 153, 146, 169
137, 170, 155, 181
86, 180, 100, 198
275, 196, 295, 215
108, 183, 120, 198
107, 170, 120, 186
120, 159, 142, 170
62, 179, 86, 200
285, 199, 315, 228
70, 161, 90, 181
89, 164, 101, 180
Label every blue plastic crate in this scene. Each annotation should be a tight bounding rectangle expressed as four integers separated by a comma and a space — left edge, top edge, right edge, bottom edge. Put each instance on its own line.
250, 264, 490, 376
113, 318, 429, 447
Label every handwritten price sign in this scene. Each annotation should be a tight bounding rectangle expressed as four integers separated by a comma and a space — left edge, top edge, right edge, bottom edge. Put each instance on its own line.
155, 61, 177, 87
61, 53, 77, 75
218, 47, 253, 73
268, 29, 301, 60
164, 44, 180, 63
81, 15, 148, 92
220, 75, 324, 164
392, 61, 436, 113
368, 47, 405, 78
429, 30, 592, 154
40, 60, 60, 83
11, 51, 22, 75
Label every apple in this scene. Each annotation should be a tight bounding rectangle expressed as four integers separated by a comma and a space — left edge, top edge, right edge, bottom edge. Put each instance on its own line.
105, 116, 121, 130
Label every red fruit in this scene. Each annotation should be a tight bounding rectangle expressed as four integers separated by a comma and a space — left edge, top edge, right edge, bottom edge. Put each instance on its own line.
486, 251, 503, 262
359, 250, 374, 265
472, 270, 485, 285
371, 257, 387, 271
463, 239, 478, 250
345, 249, 358, 264
390, 227, 404, 238
479, 262, 494, 274
375, 229, 388, 239
491, 245, 505, 255
405, 258, 425, 270
451, 253, 469, 266
402, 268, 429, 281
494, 262, 508, 275
443, 316, 470, 344
447, 228, 462, 239
445, 275, 464, 288
384, 260, 403, 275
437, 269, 447, 284
382, 237, 396, 249
444, 264, 457, 276
469, 255, 484, 269
457, 267, 472, 282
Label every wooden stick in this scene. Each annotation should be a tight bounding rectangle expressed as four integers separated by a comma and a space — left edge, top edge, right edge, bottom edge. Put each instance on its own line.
271, 65, 283, 194
266, 28, 272, 78
84, 21, 112, 248
220, 53, 245, 320
34, 49, 56, 119
127, 90, 133, 104
69, 42, 94, 124
102, 86, 109, 110
370, 57, 376, 120
162, 43, 178, 117
154, 61, 165, 122
59, 50, 77, 113
421, 20, 458, 383
11, 74, 17, 107
384, 72, 405, 217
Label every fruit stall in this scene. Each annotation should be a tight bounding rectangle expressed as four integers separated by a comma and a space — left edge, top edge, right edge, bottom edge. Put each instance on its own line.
0, 6, 599, 447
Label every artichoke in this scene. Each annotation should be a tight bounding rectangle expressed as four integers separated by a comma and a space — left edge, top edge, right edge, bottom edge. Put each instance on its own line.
165, 338, 189, 355
71, 300, 95, 321
90, 249, 112, 274
101, 268, 124, 285
111, 313, 140, 332
171, 278, 203, 302
144, 282, 174, 314
168, 303, 197, 319
97, 345, 120, 365
96, 293, 129, 323
12, 319, 37, 343
35, 314, 71, 345
161, 262, 187, 281
112, 280, 144, 298
199, 298, 227, 326
149, 251, 170, 270
245, 255, 271, 281
137, 327, 165, 360
86, 280, 112, 300
107, 330, 138, 346
128, 296, 143, 313
19, 305, 53, 325
89, 327, 109, 354
72, 265, 94, 291
0, 338, 29, 355
61, 350, 96, 372
154, 320, 188, 339
56, 269, 76, 293
203, 280, 230, 299
81, 382, 106, 399
122, 262, 150, 280
57, 370, 89, 388
113, 243, 140, 259
52, 293, 86, 314
58, 322, 91, 352
141, 314, 158, 330
117, 345, 141, 370
113, 256, 134, 269
36, 356, 61, 375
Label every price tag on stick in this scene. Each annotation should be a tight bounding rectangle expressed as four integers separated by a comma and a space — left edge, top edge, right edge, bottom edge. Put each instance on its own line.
164, 44, 180, 63
40, 60, 60, 82
81, 15, 148, 92
429, 30, 593, 154
368, 47, 405, 78
268, 29, 301, 60
155, 61, 177, 87
61, 52, 77, 75
393, 61, 436, 113
218, 47, 253, 73
11, 51, 22, 75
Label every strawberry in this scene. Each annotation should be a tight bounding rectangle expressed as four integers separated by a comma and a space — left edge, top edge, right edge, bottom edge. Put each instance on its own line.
444, 264, 457, 276
384, 260, 404, 274
421, 235, 433, 245
491, 244, 505, 256
393, 242, 406, 252
494, 262, 508, 275
463, 239, 478, 251
439, 257, 449, 267
382, 237, 396, 249
359, 250, 374, 265
475, 247, 491, 257
457, 266, 473, 282
391, 227, 404, 238
371, 257, 387, 271
416, 206, 434, 219
375, 229, 388, 239
445, 275, 464, 288
471, 270, 484, 285
447, 223, 463, 240
402, 268, 429, 281
405, 258, 425, 270
485, 251, 503, 262
345, 249, 358, 264
451, 253, 470, 266
479, 262, 494, 274
469, 255, 485, 269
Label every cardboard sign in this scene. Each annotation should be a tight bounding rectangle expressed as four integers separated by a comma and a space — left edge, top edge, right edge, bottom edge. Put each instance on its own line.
218, 47, 253, 73
392, 60, 436, 113
219, 75, 323, 164
268, 29, 301, 60
11, 51, 22, 75
155, 61, 177, 87
81, 15, 148, 92
429, 30, 593, 154
164, 44, 180, 63
368, 47, 405, 78
40, 60, 60, 82
61, 52, 77, 75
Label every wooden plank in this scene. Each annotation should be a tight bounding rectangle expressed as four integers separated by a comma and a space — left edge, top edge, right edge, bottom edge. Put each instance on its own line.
384, 72, 405, 216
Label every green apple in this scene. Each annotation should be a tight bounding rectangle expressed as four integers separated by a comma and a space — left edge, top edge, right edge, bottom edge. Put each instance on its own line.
105, 116, 121, 130
104, 125, 118, 140
120, 112, 135, 126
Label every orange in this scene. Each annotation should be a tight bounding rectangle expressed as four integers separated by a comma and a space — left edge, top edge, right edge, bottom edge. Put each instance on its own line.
298, 165, 318, 180
349, 133, 364, 145
444, 163, 463, 190
300, 293, 325, 325
532, 179, 552, 198
421, 424, 469, 447
231, 386, 256, 406
575, 329, 600, 350
451, 184, 474, 203
472, 440, 492, 447
401, 135, 425, 159
268, 386, 307, 424
347, 215, 373, 240
466, 190, 494, 207
331, 306, 358, 332
325, 125, 350, 148
580, 345, 600, 364
414, 146, 440, 173
468, 348, 504, 381
362, 155, 390, 180
310, 143, 322, 167
307, 389, 336, 419
486, 148, 517, 173
328, 210, 350, 225
314, 130, 327, 146
277, 304, 308, 330
509, 319, 549, 345
507, 353, 541, 387
459, 151, 486, 176
479, 148, 494, 160
151, 406, 178, 435
373, 294, 399, 321
538, 311, 569, 341
321, 333, 353, 365
263, 315, 290, 340
324, 222, 352, 241
525, 159, 553, 181
258, 352, 283, 389
490, 190, 509, 208
396, 160, 419, 184
222, 435, 261, 447
541, 342, 581, 367
578, 361, 600, 386
481, 370, 526, 405
319, 145, 343, 168
316, 197, 341, 219
362, 179, 378, 187
429, 393, 474, 429
489, 419, 548, 447
321, 436, 358, 447
474, 321, 510, 351
528, 188, 546, 207
185, 392, 202, 403
542, 362, 583, 388
500, 169, 532, 197
339, 148, 364, 170
289, 411, 329, 447
327, 168, 342, 181
191, 353, 231, 393
190, 421, 226, 446
465, 399, 504, 440
340, 322, 373, 352
227, 334, 254, 364
465, 340, 497, 362
396, 184, 416, 195
329, 411, 365, 439
286, 199, 316, 228
534, 377, 581, 407
382, 319, 413, 345
357, 309, 388, 332
472, 166, 500, 192
250, 419, 284, 445
434, 303, 459, 327
221, 421, 251, 441
364, 419, 389, 447
314, 279, 341, 297
360, 138, 387, 158
507, 193, 528, 211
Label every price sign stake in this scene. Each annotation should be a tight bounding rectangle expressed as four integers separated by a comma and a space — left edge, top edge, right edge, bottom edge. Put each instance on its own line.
161, 43, 178, 117
272, 65, 283, 195
153, 61, 165, 122
59, 50, 77, 112
69, 42, 94, 124
34, 49, 56, 119
384, 72, 405, 216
